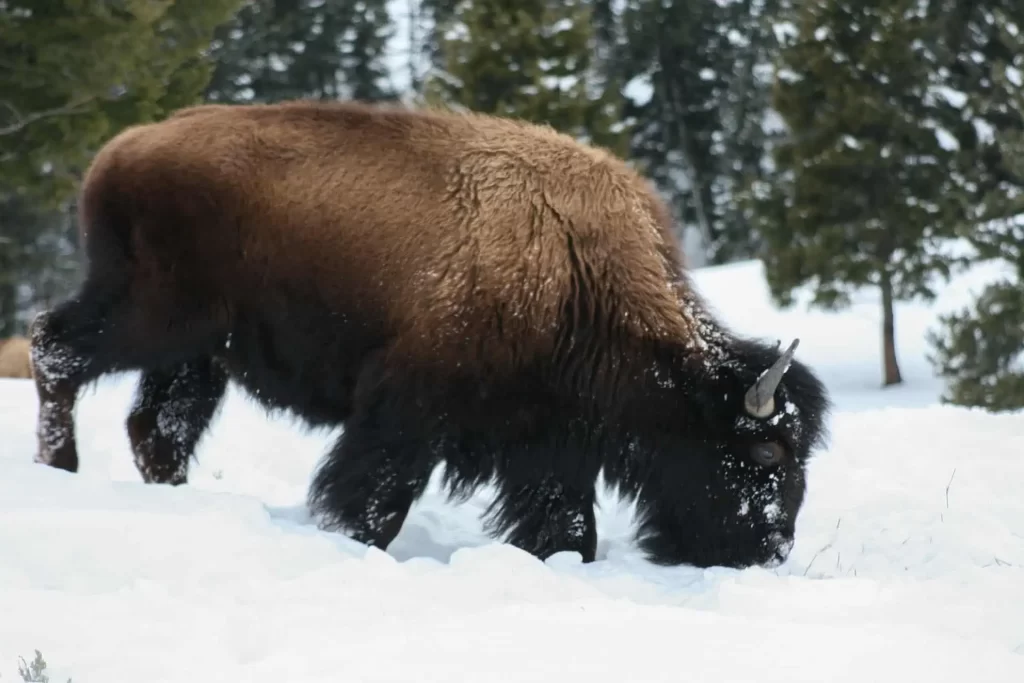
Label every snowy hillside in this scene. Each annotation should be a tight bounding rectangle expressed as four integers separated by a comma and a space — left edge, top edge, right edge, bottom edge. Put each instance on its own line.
2, 258, 1022, 682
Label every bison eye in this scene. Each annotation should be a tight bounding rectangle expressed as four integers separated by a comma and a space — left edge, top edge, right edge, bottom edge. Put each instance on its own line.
750, 442, 785, 468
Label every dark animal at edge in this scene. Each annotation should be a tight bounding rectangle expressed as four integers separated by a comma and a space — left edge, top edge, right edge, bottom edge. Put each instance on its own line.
28, 99, 830, 568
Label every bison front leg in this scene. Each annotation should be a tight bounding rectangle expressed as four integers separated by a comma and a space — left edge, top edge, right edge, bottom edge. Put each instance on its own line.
126, 357, 228, 485
307, 418, 436, 551
485, 476, 598, 563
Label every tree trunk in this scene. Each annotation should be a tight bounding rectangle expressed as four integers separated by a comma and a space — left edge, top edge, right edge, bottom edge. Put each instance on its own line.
880, 271, 902, 386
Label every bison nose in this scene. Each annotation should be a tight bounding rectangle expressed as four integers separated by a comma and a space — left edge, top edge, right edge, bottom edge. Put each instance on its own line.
765, 532, 794, 568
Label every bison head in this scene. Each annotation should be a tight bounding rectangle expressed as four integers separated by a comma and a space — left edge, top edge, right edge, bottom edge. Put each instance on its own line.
631, 335, 830, 569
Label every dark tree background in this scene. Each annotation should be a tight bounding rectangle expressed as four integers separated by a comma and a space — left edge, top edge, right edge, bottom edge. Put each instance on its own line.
2, 0, 1022, 410
750, 0, 965, 387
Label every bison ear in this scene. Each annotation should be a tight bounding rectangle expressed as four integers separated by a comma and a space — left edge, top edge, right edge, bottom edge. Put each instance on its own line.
743, 338, 799, 419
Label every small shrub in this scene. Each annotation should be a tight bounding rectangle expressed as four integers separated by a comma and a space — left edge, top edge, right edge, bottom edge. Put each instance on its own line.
928, 278, 1024, 412
4, 650, 71, 683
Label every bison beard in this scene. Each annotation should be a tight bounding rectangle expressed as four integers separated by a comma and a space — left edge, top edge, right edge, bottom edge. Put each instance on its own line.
27, 99, 830, 569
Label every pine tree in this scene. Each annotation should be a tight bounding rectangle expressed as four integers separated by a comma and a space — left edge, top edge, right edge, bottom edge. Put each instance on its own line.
912, 1, 1024, 242
717, 0, 791, 263
405, 0, 461, 93
0, 196, 79, 336
928, 276, 1024, 411
617, 0, 727, 259
1, 0, 242, 333
752, 0, 963, 387
925, 4, 1024, 411
204, 0, 397, 104
0, 0, 243, 202
424, 0, 628, 156
612, 0, 787, 264
926, 1, 1024, 255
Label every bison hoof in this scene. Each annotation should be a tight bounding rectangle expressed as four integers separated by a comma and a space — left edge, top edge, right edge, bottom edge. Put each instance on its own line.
33, 440, 79, 473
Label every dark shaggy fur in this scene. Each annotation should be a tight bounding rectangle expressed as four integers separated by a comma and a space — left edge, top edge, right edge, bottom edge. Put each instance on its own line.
29, 99, 830, 568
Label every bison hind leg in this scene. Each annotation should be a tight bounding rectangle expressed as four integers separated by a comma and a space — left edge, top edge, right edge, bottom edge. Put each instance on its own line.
29, 293, 122, 473
126, 357, 228, 485
30, 270, 227, 474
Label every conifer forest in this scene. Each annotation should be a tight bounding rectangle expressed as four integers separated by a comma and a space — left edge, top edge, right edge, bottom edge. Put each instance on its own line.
2, 0, 1024, 411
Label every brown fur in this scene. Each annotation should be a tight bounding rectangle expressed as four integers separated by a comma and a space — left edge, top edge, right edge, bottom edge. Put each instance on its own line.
0, 336, 32, 379
29, 100, 829, 568
82, 100, 697, 372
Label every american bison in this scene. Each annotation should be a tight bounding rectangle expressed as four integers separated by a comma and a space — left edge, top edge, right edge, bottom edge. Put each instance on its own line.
0, 335, 32, 379
29, 100, 829, 568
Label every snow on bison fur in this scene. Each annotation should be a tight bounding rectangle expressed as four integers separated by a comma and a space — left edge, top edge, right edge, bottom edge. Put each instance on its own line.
28, 99, 830, 568
0, 336, 32, 379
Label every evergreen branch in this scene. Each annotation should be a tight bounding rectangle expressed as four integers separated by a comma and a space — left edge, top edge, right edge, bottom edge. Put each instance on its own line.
0, 97, 95, 137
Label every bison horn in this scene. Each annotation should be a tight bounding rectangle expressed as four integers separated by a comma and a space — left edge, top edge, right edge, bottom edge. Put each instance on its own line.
744, 338, 800, 419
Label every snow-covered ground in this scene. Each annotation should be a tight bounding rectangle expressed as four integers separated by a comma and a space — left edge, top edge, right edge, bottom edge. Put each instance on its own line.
2, 259, 1022, 682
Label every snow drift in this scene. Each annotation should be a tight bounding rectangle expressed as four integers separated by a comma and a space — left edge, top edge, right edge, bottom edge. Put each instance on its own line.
1, 258, 1022, 682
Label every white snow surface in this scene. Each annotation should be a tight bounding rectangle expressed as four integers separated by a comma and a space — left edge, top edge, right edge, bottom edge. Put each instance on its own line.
2, 258, 1024, 681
